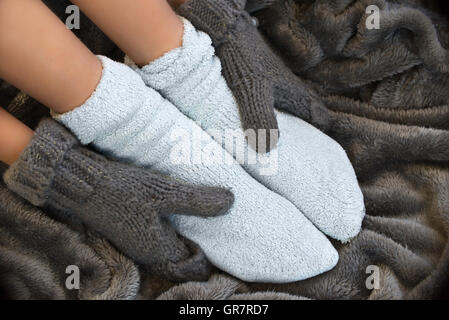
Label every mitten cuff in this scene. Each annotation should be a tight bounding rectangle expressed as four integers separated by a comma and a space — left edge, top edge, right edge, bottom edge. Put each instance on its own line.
177, 0, 246, 44
3, 118, 78, 207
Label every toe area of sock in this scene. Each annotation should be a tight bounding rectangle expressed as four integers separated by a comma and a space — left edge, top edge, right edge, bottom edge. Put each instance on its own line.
170, 193, 339, 283
308, 151, 366, 242
220, 219, 340, 283
323, 144, 366, 242
320, 201, 365, 242
273, 111, 366, 242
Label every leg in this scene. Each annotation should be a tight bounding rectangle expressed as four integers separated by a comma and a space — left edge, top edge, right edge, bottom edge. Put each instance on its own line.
0, 0, 102, 114
71, 0, 183, 65
0, 108, 33, 165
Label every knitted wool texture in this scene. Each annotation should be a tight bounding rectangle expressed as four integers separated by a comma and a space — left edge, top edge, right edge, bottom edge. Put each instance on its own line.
3, 119, 235, 282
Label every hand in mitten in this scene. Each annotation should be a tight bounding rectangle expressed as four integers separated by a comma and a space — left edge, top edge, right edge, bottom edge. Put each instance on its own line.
177, 0, 329, 152
3, 119, 234, 282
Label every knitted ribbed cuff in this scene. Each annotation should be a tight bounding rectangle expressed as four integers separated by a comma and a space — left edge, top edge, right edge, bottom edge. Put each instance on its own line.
177, 0, 245, 44
3, 119, 78, 207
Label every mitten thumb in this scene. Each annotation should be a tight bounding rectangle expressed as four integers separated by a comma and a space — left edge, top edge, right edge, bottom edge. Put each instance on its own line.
165, 183, 234, 218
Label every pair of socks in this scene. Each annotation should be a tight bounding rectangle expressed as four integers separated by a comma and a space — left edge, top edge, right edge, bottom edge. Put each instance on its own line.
131, 18, 365, 242
54, 55, 337, 283
54, 19, 363, 282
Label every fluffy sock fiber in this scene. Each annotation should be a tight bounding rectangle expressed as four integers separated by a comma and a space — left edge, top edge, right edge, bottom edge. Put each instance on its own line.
134, 18, 365, 242
53, 55, 338, 283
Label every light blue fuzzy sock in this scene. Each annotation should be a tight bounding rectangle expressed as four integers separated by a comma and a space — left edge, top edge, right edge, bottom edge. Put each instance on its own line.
132, 18, 365, 242
53, 55, 338, 283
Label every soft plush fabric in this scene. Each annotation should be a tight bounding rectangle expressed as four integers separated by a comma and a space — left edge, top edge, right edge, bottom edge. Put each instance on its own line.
1, 0, 449, 300
3, 118, 236, 282
156, 274, 308, 300
254, 0, 449, 95
52, 55, 338, 283
0, 181, 140, 300
133, 17, 365, 242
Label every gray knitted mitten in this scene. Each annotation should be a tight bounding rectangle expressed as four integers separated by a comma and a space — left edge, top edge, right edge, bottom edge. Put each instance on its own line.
3, 119, 234, 282
178, 0, 329, 151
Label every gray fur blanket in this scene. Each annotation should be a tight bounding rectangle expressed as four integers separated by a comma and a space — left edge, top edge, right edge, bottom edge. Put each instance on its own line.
1, 0, 449, 299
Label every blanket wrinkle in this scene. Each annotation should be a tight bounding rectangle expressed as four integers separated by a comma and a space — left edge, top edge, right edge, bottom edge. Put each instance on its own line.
156, 274, 308, 300
1, 0, 449, 300
368, 66, 449, 109
256, 0, 449, 95
321, 95, 449, 130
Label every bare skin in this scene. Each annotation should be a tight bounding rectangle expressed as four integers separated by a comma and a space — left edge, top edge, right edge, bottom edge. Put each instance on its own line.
0, 108, 34, 165
0, 0, 185, 165
0, 0, 102, 114
72, 0, 184, 66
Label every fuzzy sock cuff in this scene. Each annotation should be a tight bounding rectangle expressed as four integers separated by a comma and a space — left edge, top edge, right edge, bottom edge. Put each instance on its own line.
135, 18, 219, 92
132, 18, 225, 120
3, 119, 78, 207
53, 55, 149, 145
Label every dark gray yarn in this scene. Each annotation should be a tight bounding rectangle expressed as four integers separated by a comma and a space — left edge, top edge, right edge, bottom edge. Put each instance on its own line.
3, 119, 234, 282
